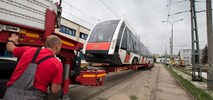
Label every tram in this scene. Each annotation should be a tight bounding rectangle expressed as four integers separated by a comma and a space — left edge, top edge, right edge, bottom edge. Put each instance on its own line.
83, 19, 153, 66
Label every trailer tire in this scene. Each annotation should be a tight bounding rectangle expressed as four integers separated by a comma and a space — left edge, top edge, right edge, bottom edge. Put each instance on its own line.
132, 57, 138, 65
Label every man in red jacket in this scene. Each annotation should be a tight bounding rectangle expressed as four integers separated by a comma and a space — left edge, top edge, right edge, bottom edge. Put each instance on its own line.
4, 34, 63, 100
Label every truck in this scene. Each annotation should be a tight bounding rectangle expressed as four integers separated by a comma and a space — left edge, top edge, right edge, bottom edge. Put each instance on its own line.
0, 0, 154, 99
0, 0, 106, 99
178, 59, 186, 67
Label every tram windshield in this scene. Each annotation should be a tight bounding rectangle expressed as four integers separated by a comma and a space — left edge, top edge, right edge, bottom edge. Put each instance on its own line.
88, 20, 120, 42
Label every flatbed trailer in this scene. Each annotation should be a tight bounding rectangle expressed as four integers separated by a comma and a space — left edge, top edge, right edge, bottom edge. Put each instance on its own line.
74, 63, 154, 90
93, 63, 154, 72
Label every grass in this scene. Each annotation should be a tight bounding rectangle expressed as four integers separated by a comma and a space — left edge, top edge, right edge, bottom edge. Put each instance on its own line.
129, 95, 138, 100
173, 66, 191, 76
173, 66, 208, 83
164, 64, 213, 100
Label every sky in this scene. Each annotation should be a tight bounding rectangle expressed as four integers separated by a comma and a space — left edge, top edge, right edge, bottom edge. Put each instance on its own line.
53, 0, 208, 55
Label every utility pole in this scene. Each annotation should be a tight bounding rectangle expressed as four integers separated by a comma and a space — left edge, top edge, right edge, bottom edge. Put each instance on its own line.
162, 19, 183, 65
190, 0, 202, 81
162, 19, 183, 63
206, 0, 213, 90
165, 45, 168, 63
170, 37, 172, 58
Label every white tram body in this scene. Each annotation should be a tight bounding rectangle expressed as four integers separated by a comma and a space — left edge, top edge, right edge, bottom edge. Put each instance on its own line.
83, 19, 153, 66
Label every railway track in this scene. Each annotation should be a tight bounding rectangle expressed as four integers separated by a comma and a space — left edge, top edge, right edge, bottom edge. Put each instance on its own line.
170, 67, 196, 100
151, 64, 195, 100
150, 64, 160, 100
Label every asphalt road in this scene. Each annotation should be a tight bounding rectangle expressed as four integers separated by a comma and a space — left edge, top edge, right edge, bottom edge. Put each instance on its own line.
65, 64, 194, 100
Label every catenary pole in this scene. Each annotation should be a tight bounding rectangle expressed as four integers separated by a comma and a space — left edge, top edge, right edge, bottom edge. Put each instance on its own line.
206, 0, 213, 90
190, 0, 202, 81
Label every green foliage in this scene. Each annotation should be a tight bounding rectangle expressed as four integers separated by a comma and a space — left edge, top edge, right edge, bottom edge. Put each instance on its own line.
201, 45, 208, 65
129, 95, 138, 100
173, 66, 208, 83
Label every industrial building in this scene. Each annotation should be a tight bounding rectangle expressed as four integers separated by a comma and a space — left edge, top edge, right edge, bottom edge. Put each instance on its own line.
55, 17, 90, 44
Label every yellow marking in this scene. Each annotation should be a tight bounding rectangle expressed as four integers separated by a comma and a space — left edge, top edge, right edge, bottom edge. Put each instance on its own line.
83, 73, 106, 78
26, 33, 39, 38
20, 29, 26, 34
18, 38, 24, 42
83, 74, 95, 77
124, 68, 128, 70
61, 40, 74, 47
97, 73, 106, 77
117, 68, 123, 71
28, 40, 35, 43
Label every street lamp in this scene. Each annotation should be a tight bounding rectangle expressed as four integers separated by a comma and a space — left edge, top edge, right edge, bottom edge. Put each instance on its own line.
162, 19, 183, 59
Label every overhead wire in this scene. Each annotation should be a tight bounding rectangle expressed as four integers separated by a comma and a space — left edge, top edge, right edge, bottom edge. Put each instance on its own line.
63, 0, 100, 22
195, 0, 206, 2
98, 0, 141, 41
169, 10, 190, 16
176, 0, 189, 4
167, 0, 190, 16
99, 0, 120, 18
173, 45, 191, 47
161, 0, 172, 55
162, 0, 207, 53
164, 44, 191, 47
169, 1, 211, 15
99, 0, 153, 52
62, 10, 94, 26
196, 9, 213, 13
175, 0, 205, 3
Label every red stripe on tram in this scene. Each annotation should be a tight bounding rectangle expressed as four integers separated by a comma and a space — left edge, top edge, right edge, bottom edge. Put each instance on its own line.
86, 42, 111, 50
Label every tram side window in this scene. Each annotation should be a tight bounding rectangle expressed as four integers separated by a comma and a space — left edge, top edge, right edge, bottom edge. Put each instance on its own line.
140, 45, 142, 55
132, 41, 136, 53
115, 22, 125, 52
116, 22, 125, 46
121, 27, 127, 50
134, 43, 139, 53
142, 46, 145, 55
138, 44, 142, 55
127, 30, 133, 52
133, 41, 137, 53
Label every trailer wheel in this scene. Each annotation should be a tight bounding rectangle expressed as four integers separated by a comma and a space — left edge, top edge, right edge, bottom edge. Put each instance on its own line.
132, 57, 138, 65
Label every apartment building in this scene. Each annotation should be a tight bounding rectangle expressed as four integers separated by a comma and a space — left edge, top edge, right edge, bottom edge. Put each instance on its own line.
179, 49, 191, 65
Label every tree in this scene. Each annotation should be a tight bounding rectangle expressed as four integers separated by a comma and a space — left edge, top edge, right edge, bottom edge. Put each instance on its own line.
201, 45, 208, 65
